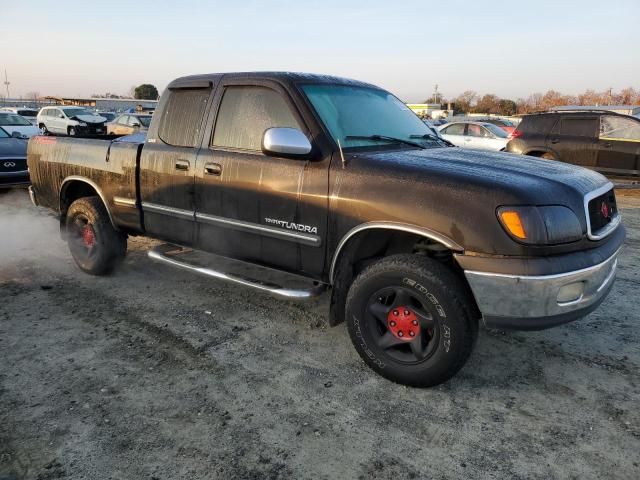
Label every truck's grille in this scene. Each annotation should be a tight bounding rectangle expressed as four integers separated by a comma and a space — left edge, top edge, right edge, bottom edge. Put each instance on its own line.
587, 188, 618, 236
0, 158, 27, 173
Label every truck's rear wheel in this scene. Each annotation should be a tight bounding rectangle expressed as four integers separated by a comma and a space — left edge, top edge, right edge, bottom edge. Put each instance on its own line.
345, 255, 478, 387
66, 196, 127, 275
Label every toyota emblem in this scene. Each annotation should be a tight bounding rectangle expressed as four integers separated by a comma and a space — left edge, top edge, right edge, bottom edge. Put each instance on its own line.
3, 161, 16, 168
600, 201, 610, 219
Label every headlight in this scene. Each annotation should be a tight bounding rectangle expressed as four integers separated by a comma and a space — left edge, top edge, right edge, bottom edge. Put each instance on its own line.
78, 122, 87, 127
497, 206, 583, 245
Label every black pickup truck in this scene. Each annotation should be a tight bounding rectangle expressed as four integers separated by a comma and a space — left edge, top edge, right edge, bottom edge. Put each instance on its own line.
27, 72, 625, 387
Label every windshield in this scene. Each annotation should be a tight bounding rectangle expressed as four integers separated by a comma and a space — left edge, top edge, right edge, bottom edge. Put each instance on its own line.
0, 113, 32, 126
137, 116, 152, 127
484, 123, 508, 138
301, 84, 443, 149
0, 127, 8, 138
63, 108, 95, 117
99, 113, 116, 121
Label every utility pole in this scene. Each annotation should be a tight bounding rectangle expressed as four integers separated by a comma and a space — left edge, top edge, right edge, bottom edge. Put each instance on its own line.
3, 70, 10, 99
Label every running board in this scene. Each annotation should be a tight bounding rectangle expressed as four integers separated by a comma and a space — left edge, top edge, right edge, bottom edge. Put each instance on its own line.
148, 244, 326, 299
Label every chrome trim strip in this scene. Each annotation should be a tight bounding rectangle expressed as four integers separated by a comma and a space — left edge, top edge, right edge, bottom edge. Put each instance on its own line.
584, 182, 620, 241
141, 202, 194, 220
329, 221, 464, 283
60, 176, 118, 229
195, 212, 321, 246
114, 196, 136, 207
148, 244, 325, 299
464, 246, 623, 281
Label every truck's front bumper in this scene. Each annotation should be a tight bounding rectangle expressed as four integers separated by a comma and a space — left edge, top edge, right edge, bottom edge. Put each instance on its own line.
464, 247, 620, 330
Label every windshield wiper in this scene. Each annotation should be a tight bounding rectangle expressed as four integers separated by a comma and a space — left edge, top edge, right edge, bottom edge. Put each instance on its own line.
344, 134, 426, 150
409, 133, 455, 147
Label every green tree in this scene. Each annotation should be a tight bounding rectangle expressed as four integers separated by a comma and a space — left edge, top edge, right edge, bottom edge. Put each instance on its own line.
134, 84, 159, 100
498, 99, 517, 115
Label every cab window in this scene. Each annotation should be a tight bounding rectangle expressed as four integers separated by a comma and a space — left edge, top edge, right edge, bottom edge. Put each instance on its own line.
158, 88, 211, 147
212, 86, 300, 151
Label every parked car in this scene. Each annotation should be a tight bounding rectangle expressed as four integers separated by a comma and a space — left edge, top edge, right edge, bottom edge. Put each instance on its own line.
506, 111, 640, 176
0, 126, 29, 191
481, 118, 516, 134
107, 113, 153, 135
0, 107, 39, 125
27, 72, 624, 387
37, 106, 107, 136
0, 112, 40, 138
438, 121, 509, 151
97, 112, 117, 122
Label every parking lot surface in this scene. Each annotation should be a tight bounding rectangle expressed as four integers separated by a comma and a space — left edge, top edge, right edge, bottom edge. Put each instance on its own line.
1, 189, 639, 480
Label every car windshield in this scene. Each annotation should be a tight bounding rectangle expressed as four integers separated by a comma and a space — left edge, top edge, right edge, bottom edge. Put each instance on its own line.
301, 84, 445, 149
0, 127, 9, 138
484, 123, 509, 138
99, 113, 116, 121
0, 113, 32, 126
137, 116, 152, 127
63, 108, 95, 117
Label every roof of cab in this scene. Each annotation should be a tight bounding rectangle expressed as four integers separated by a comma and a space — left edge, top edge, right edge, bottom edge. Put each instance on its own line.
167, 72, 380, 90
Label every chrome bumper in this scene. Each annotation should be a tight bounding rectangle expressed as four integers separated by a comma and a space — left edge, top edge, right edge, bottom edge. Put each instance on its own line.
464, 248, 620, 329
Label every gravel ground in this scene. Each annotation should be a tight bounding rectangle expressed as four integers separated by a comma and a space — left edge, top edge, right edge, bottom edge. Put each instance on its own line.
1, 188, 639, 480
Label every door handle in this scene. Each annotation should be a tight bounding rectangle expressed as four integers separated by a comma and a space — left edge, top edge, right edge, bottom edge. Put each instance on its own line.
551, 138, 560, 144
175, 159, 190, 171
204, 162, 222, 176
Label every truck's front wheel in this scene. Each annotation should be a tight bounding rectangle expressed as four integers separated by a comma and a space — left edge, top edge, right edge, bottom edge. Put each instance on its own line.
345, 255, 478, 387
66, 196, 127, 275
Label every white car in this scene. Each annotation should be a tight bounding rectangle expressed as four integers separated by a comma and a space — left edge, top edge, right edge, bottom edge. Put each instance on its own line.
0, 107, 39, 125
37, 106, 107, 136
0, 112, 40, 138
438, 121, 509, 151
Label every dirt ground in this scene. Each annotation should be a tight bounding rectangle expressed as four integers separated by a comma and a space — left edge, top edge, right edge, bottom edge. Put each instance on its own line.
1, 188, 639, 480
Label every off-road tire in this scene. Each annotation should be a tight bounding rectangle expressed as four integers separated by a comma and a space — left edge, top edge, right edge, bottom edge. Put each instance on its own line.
345, 254, 478, 387
66, 196, 127, 275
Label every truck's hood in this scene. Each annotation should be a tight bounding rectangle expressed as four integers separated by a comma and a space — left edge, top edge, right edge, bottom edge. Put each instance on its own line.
357, 146, 608, 201
71, 114, 106, 124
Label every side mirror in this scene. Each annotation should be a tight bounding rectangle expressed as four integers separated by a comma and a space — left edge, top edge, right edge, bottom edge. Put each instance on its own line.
11, 131, 23, 139
262, 127, 312, 157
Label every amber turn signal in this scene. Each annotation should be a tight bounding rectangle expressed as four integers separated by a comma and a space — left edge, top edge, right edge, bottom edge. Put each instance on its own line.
499, 210, 527, 239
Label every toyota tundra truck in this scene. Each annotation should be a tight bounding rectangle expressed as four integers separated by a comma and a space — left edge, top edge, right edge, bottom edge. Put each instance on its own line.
26, 72, 625, 387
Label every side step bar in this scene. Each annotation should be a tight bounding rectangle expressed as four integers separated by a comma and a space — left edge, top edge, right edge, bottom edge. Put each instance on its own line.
148, 244, 326, 299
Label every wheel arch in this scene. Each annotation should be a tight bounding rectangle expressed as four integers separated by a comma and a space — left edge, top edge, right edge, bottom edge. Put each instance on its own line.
327, 222, 466, 327
329, 222, 463, 284
59, 176, 118, 231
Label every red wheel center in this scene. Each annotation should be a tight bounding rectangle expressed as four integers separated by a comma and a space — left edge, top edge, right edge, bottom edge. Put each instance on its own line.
387, 306, 420, 341
81, 225, 96, 247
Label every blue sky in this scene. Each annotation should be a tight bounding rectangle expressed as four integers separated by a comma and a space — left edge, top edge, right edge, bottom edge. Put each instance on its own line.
2, 0, 639, 102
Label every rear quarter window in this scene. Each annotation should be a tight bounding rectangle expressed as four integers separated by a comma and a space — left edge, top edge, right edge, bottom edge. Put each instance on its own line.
518, 115, 557, 134
158, 88, 211, 147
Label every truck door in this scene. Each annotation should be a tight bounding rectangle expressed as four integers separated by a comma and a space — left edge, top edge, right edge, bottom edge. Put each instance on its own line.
597, 115, 640, 175
547, 116, 598, 168
139, 83, 214, 246
194, 80, 328, 278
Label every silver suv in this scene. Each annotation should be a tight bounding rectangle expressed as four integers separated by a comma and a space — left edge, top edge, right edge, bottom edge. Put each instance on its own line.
37, 107, 107, 136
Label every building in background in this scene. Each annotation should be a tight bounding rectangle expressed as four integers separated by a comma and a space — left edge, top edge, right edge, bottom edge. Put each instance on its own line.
406, 103, 453, 119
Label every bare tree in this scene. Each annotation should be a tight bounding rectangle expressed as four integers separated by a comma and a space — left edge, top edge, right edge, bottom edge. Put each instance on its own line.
25, 91, 41, 101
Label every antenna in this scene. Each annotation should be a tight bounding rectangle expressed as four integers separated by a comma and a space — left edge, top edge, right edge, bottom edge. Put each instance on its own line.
3, 70, 10, 98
